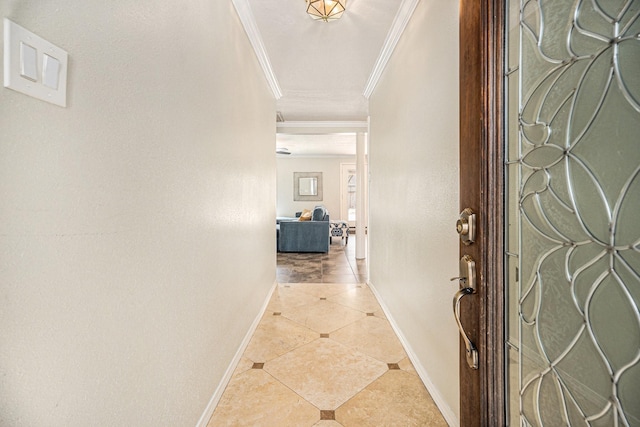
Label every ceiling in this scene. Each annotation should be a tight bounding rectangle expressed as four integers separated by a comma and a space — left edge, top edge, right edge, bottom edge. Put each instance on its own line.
234, 0, 417, 155
276, 133, 358, 157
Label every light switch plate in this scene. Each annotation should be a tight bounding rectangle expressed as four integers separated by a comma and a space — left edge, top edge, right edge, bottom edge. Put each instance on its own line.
20, 41, 38, 81
3, 18, 68, 107
42, 54, 60, 89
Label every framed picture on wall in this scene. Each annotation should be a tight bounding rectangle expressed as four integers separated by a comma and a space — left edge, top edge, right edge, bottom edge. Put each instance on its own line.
293, 172, 323, 201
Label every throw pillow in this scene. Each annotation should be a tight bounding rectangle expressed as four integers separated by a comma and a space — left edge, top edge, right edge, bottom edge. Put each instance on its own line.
299, 209, 312, 221
312, 206, 326, 221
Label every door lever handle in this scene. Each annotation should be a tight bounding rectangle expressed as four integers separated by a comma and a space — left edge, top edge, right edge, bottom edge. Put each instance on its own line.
451, 255, 478, 369
453, 287, 479, 370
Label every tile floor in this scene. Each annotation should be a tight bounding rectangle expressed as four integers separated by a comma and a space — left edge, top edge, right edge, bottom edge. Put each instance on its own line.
275, 238, 366, 284
207, 240, 448, 426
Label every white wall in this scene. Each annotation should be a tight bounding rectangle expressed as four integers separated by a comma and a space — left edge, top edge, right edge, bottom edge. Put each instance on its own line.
276, 156, 354, 219
368, 0, 460, 424
0, 1, 275, 426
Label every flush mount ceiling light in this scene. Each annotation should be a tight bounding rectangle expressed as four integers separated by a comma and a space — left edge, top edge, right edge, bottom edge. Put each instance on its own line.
306, 0, 347, 22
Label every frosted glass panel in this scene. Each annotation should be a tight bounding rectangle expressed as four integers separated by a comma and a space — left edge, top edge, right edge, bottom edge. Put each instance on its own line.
505, 0, 640, 425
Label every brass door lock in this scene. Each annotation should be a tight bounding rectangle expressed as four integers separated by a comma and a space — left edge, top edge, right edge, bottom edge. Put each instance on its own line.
456, 208, 476, 245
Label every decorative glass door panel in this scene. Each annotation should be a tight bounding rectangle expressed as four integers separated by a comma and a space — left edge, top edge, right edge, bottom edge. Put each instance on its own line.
505, 0, 640, 425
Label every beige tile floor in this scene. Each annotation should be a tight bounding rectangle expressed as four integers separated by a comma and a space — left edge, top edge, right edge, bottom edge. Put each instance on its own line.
208, 241, 448, 426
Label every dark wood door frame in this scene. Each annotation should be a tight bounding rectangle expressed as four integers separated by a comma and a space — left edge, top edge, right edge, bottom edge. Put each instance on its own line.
459, 0, 505, 425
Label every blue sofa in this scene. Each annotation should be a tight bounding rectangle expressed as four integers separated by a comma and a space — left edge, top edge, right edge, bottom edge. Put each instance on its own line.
277, 206, 330, 253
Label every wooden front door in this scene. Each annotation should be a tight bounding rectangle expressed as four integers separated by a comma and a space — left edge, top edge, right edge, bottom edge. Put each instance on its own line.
458, 0, 505, 425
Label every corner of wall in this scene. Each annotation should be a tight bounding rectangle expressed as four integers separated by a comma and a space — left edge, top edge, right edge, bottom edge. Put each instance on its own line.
195, 280, 279, 427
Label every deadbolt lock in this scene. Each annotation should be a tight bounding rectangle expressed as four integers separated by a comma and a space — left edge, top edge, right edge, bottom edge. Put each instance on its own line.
456, 219, 469, 235
457, 208, 476, 245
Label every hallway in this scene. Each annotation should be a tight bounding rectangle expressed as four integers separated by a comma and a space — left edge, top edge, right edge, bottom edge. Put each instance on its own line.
0, 1, 462, 424
207, 242, 448, 426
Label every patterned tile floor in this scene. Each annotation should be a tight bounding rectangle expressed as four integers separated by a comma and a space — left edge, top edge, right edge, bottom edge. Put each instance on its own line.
207, 241, 448, 426
275, 238, 366, 284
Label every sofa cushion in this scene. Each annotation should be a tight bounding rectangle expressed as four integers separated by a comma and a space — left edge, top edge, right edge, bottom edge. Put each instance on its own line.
312, 206, 328, 221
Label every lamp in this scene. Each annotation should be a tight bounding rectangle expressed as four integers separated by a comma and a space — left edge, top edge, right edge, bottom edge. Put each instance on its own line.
306, 0, 347, 22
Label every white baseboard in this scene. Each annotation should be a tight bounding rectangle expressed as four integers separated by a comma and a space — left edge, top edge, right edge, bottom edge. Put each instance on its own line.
195, 280, 278, 427
367, 280, 460, 427
196, 280, 460, 426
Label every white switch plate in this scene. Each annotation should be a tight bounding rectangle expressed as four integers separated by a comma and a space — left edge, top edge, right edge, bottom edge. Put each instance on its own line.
3, 18, 68, 107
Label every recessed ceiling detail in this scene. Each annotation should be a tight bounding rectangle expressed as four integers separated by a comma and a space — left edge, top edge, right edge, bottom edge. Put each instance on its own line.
237, 0, 417, 121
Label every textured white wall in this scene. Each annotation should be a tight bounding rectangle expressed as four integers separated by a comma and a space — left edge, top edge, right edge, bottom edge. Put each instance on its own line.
0, 1, 275, 426
368, 0, 460, 424
276, 156, 355, 219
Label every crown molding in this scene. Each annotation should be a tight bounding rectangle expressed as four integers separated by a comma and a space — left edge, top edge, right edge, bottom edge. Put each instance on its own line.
277, 121, 369, 134
232, 0, 283, 99
277, 121, 369, 128
362, 0, 420, 99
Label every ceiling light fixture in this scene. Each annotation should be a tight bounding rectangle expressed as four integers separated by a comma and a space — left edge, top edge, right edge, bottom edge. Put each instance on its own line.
306, 0, 347, 22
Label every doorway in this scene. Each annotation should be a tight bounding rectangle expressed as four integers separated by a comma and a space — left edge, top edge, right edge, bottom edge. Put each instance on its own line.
340, 163, 356, 228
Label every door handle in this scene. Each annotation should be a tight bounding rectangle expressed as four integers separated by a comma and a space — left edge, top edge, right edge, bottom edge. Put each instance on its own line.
453, 287, 479, 369
451, 254, 479, 370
